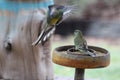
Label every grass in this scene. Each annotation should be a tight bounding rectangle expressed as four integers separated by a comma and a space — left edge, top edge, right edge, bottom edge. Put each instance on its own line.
52, 36, 120, 80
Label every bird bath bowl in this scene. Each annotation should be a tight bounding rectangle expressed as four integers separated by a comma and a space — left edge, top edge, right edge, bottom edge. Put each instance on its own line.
67, 47, 96, 56
52, 45, 110, 80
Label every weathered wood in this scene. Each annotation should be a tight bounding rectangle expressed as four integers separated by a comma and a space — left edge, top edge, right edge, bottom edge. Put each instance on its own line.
52, 45, 110, 80
74, 68, 85, 80
0, 0, 54, 80
52, 45, 110, 68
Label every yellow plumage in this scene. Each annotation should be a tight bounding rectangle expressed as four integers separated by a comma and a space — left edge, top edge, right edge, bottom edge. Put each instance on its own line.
50, 18, 59, 25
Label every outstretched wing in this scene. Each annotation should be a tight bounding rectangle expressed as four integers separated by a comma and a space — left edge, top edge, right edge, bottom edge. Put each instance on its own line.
32, 25, 55, 46
56, 5, 76, 25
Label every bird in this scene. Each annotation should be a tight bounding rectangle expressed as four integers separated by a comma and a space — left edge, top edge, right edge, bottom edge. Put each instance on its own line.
74, 30, 96, 57
32, 4, 75, 46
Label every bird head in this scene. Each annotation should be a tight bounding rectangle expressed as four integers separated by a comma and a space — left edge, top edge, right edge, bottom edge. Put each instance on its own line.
48, 5, 64, 17
47, 4, 74, 26
74, 30, 83, 36
47, 5, 64, 25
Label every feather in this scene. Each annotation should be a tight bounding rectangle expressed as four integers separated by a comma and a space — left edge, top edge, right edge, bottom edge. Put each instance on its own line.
56, 5, 75, 26
38, 27, 55, 44
32, 4, 75, 46
32, 29, 45, 45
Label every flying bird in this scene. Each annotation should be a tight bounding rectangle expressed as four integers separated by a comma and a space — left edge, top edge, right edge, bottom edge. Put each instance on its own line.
32, 4, 75, 45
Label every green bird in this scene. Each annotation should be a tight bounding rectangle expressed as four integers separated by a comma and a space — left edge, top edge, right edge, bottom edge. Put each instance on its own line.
32, 4, 75, 45
74, 30, 96, 57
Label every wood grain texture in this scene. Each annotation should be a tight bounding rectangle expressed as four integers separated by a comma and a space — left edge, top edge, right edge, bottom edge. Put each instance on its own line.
0, 9, 53, 80
74, 68, 85, 80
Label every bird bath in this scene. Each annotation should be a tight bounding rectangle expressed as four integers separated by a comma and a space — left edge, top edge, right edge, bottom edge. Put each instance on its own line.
52, 45, 110, 80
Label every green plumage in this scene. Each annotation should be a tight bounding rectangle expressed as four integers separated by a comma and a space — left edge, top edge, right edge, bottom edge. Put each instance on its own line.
47, 5, 64, 26
74, 30, 96, 57
74, 30, 88, 52
32, 4, 74, 45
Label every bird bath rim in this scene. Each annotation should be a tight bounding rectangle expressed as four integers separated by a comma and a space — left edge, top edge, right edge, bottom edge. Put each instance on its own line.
52, 45, 110, 69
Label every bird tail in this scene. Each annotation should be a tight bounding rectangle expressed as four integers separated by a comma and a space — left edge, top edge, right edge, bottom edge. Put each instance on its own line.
87, 51, 96, 57
32, 26, 55, 46
87, 48, 97, 57
32, 29, 45, 46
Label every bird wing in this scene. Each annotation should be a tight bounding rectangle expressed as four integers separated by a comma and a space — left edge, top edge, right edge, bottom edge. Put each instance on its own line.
56, 6, 75, 26
32, 25, 55, 46
74, 36, 82, 50
39, 26, 55, 44
83, 39, 88, 51
74, 35, 88, 51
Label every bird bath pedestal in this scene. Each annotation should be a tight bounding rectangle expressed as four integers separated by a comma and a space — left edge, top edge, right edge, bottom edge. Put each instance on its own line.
52, 45, 110, 80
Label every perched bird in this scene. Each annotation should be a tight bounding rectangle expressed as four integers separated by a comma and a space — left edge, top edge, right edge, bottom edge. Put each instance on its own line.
32, 4, 75, 45
74, 30, 96, 57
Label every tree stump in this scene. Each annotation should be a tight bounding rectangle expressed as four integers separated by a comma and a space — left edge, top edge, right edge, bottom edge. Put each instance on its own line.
0, 0, 54, 80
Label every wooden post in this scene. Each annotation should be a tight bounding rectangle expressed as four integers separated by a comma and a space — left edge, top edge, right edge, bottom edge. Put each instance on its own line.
74, 68, 85, 80
0, 0, 54, 80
